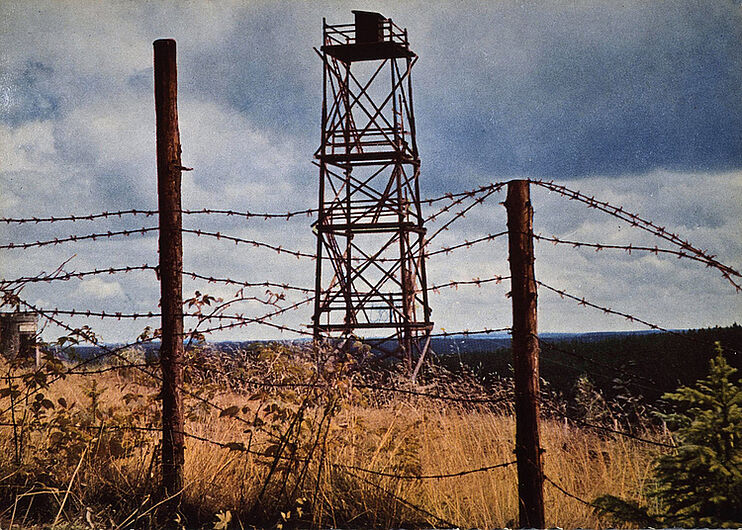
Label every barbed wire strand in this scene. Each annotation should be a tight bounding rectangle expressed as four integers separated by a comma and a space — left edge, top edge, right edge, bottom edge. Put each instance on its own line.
430, 274, 509, 293
0, 227, 158, 250
529, 179, 741, 291
425, 186, 504, 245
429, 327, 511, 338
532, 233, 741, 290
543, 473, 598, 508
535, 280, 739, 357
339, 468, 457, 528
2, 288, 515, 408
0, 184, 507, 225
426, 231, 508, 258
1, 265, 313, 295
539, 399, 673, 448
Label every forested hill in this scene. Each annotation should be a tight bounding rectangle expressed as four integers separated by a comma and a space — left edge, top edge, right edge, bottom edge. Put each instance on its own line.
436, 324, 742, 403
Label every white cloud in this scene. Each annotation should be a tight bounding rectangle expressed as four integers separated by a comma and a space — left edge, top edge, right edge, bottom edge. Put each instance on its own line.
78, 278, 124, 300
1, 1, 740, 343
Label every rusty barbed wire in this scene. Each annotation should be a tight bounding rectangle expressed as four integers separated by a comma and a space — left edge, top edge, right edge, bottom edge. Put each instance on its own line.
425, 182, 507, 222
543, 474, 599, 508
0, 209, 158, 224
532, 233, 742, 291
182, 228, 315, 259
422, 181, 509, 206
535, 280, 739, 357
0, 207, 317, 224
426, 231, 508, 258
0, 292, 312, 436
430, 327, 511, 338
1, 225, 509, 263
431, 275, 509, 292
5, 288, 313, 345
188, 297, 315, 337
0, 417, 514, 496
0, 226, 318, 260
1, 285, 512, 406
180, 207, 316, 219
529, 179, 741, 291
179, 270, 313, 294
340, 467, 458, 527
424, 186, 503, 244
536, 280, 672, 334
0, 184, 504, 225
356, 382, 511, 405
0, 265, 313, 295
0, 291, 518, 496
339, 460, 515, 480
430, 274, 509, 293
31, 305, 301, 321
0, 265, 156, 287
0, 227, 158, 250
424, 195, 470, 222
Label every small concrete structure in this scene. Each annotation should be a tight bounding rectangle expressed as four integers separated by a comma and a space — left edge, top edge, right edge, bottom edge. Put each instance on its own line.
0, 312, 40, 366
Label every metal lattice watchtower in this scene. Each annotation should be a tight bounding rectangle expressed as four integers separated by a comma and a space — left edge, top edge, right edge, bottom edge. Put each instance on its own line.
312, 11, 433, 371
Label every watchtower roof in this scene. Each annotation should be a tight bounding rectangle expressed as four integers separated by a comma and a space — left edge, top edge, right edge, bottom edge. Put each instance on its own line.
322, 12, 415, 63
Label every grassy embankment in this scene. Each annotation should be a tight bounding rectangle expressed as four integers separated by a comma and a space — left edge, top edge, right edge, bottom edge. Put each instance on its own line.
0, 344, 668, 528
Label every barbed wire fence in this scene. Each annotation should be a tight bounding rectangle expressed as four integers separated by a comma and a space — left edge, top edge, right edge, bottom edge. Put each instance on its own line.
2, 172, 739, 526
1, 50, 740, 528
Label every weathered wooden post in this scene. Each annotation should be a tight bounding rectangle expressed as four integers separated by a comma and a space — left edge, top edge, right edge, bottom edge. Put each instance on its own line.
154, 38, 185, 516
506, 180, 545, 528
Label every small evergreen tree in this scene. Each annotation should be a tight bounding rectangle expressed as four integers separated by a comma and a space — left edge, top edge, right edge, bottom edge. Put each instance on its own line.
594, 342, 742, 528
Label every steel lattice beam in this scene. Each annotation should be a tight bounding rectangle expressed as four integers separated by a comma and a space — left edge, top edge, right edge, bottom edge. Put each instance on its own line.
312, 12, 433, 371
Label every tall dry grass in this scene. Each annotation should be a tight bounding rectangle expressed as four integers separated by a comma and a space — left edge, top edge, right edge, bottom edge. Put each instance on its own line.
0, 345, 667, 528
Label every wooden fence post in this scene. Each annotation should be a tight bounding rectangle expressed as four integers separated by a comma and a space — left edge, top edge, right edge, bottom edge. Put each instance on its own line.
154, 38, 185, 517
506, 179, 545, 528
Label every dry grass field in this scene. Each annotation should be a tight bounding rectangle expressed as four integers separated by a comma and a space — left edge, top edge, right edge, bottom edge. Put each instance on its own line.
0, 344, 668, 528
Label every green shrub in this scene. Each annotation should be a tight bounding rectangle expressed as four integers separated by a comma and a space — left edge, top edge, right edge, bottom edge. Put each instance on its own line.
594, 342, 742, 528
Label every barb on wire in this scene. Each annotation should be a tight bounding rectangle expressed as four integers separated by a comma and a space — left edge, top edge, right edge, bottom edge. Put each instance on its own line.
533, 233, 741, 289
426, 231, 508, 258
537, 280, 675, 336
0, 209, 158, 224
340, 468, 457, 528
430, 274, 509, 293
338, 460, 515, 480
530, 180, 741, 291
424, 186, 504, 245
1, 265, 156, 287
543, 474, 598, 508
429, 327, 511, 338
179, 270, 313, 294
0, 227, 158, 250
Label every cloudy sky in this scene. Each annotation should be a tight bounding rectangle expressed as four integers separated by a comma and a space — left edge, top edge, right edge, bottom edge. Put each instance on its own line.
1, 1, 740, 344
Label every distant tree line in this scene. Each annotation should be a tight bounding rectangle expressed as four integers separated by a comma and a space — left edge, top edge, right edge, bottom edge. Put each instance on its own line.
436, 324, 742, 405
